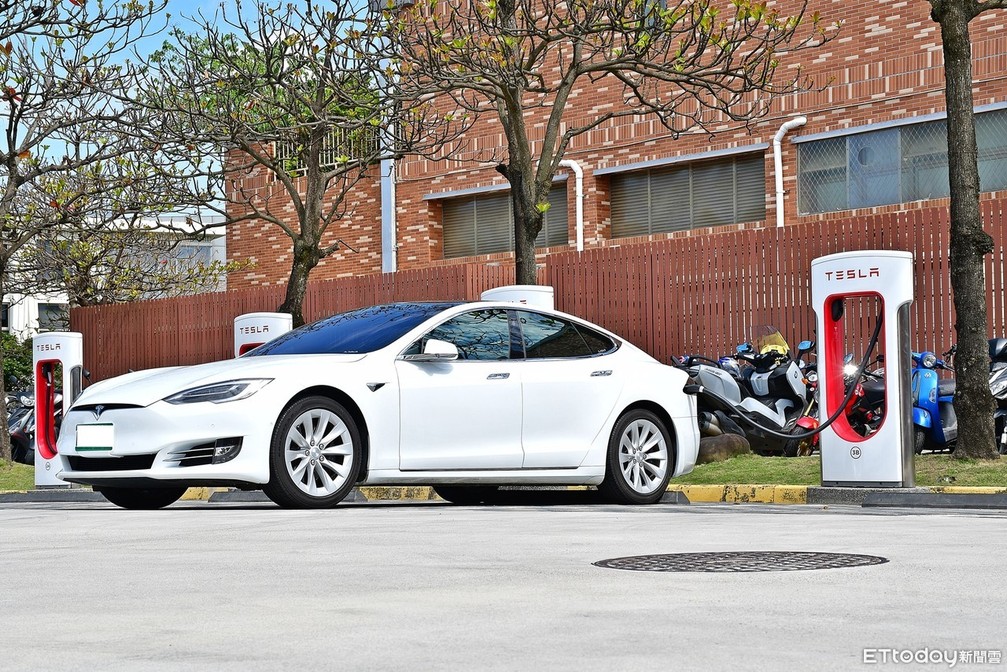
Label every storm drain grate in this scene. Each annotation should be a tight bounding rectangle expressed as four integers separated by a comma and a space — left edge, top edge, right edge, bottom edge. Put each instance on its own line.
593, 551, 888, 573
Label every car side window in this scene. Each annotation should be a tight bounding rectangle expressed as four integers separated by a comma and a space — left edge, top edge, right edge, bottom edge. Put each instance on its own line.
517, 311, 599, 359
576, 323, 617, 355
418, 309, 513, 360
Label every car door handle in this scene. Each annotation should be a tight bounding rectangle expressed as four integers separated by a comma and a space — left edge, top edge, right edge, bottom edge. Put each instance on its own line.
487, 373, 510, 380
591, 370, 612, 377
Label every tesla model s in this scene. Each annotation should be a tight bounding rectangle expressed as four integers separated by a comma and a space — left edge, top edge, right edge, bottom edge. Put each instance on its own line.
56, 301, 699, 508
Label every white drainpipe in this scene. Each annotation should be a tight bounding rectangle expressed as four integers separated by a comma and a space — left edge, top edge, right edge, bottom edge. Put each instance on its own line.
773, 116, 807, 228
380, 156, 397, 273
558, 159, 584, 251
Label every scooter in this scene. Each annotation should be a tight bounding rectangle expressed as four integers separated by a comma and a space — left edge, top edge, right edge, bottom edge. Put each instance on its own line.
911, 347, 957, 454
678, 328, 814, 455
988, 339, 1007, 454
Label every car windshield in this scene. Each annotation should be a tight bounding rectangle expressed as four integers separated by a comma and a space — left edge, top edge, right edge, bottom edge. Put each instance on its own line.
246, 302, 460, 356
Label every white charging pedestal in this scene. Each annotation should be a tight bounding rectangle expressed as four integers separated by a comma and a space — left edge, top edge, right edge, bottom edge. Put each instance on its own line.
480, 285, 555, 310
811, 250, 915, 487
234, 312, 293, 356
32, 332, 85, 487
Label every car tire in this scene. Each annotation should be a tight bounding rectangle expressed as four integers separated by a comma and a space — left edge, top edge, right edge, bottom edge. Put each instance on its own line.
598, 409, 673, 505
433, 485, 502, 505
94, 486, 187, 510
263, 396, 361, 509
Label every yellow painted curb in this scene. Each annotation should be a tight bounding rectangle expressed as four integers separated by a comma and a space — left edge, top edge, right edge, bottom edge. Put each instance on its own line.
928, 486, 1007, 495
358, 486, 439, 501
667, 484, 808, 504
181, 487, 229, 501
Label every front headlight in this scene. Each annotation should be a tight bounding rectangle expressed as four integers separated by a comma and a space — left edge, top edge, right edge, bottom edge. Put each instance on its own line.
921, 353, 938, 369
164, 379, 272, 405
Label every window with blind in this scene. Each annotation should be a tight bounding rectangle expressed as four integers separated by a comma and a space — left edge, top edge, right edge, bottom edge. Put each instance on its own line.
442, 185, 569, 259
609, 153, 766, 238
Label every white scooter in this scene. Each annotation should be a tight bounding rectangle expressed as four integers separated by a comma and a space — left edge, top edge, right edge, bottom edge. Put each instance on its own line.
678, 328, 814, 455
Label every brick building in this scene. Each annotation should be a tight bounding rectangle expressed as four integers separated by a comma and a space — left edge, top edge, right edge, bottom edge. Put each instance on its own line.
225, 0, 1007, 290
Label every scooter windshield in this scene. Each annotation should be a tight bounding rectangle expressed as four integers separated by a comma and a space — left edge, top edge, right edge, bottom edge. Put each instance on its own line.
748, 325, 790, 356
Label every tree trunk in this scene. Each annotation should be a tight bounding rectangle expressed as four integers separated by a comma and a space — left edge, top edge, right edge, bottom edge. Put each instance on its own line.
935, 0, 998, 459
277, 241, 319, 328
501, 166, 543, 285
0, 272, 11, 464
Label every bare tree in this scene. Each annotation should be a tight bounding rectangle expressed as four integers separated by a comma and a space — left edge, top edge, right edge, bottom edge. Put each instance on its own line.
928, 0, 1005, 459
0, 0, 170, 463
141, 0, 465, 327
380, 0, 835, 284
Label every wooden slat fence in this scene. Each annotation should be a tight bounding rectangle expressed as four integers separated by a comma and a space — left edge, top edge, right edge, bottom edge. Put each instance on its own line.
72, 199, 1007, 381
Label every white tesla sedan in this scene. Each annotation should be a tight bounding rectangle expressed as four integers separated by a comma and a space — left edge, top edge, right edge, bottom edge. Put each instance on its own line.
57, 301, 699, 509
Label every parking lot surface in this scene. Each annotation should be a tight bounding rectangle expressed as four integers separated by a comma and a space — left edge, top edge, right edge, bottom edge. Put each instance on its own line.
2, 499, 1005, 671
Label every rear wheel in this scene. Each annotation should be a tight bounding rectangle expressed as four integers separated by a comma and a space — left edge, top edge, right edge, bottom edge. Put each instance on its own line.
263, 396, 361, 509
598, 409, 672, 505
433, 486, 502, 505
94, 486, 187, 510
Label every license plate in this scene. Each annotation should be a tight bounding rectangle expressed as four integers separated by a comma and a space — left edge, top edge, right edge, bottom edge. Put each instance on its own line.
76, 424, 114, 451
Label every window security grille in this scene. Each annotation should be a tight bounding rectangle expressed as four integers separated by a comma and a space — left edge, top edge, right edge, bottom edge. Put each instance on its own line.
798, 108, 1007, 214
273, 126, 381, 175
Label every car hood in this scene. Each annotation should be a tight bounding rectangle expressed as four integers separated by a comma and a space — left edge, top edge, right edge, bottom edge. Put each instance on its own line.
73, 354, 366, 407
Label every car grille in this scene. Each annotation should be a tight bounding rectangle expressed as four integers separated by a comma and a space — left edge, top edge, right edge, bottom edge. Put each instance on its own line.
66, 455, 156, 471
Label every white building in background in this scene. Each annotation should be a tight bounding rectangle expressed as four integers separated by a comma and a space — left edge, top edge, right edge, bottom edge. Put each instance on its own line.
1, 215, 227, 341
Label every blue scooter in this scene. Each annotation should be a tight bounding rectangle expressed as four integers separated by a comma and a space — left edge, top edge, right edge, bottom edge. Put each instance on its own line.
911, 348, 957, 454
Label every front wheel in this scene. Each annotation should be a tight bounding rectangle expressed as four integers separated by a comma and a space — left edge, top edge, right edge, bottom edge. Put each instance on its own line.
94, 486, 187, 510
913, 427, 927, 455
598, 409, 673, 505
263, 396, 362, 509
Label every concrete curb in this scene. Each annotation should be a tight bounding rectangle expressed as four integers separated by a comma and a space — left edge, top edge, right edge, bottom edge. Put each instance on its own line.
1, 484, 1005, 508
862, 491, 1007, 509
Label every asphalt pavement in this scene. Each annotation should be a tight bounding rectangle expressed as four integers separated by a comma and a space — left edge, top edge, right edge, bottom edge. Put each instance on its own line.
2, 498, 1005, 671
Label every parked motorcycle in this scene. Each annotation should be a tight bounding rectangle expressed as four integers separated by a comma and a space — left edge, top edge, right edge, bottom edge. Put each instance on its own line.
988, 339, 1007, 454
783, 352, 885, 457
911, 347, 957, 454
678, 327, 814, 456
6, 391, 64, 466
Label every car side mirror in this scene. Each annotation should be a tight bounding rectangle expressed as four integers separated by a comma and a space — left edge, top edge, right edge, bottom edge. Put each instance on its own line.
401, 338, 459, 362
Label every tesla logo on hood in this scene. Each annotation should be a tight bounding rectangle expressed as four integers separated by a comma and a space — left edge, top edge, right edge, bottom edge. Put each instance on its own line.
92, 405, 105, 420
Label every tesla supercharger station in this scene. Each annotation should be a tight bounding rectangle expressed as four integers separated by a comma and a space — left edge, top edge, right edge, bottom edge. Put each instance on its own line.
32, 332, 85, 487
480, 285, 555, 309
811, 250, 915, 487
234, 312, 292, 356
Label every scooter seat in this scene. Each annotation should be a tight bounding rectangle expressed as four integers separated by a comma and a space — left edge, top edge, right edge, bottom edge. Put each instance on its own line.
938, 379, 956, 397
861, 380, 886, 403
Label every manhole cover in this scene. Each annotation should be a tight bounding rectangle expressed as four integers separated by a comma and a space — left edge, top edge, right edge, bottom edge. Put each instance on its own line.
593, 551, 888, 572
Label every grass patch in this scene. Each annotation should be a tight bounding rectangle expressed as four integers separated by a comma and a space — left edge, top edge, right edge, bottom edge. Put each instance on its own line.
0, 461, 35, 491
676, 453, 1007, 488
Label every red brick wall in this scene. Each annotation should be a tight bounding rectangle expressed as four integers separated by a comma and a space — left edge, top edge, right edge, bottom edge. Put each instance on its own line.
225, 154, 384, 289
227, 0, 1007, 285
